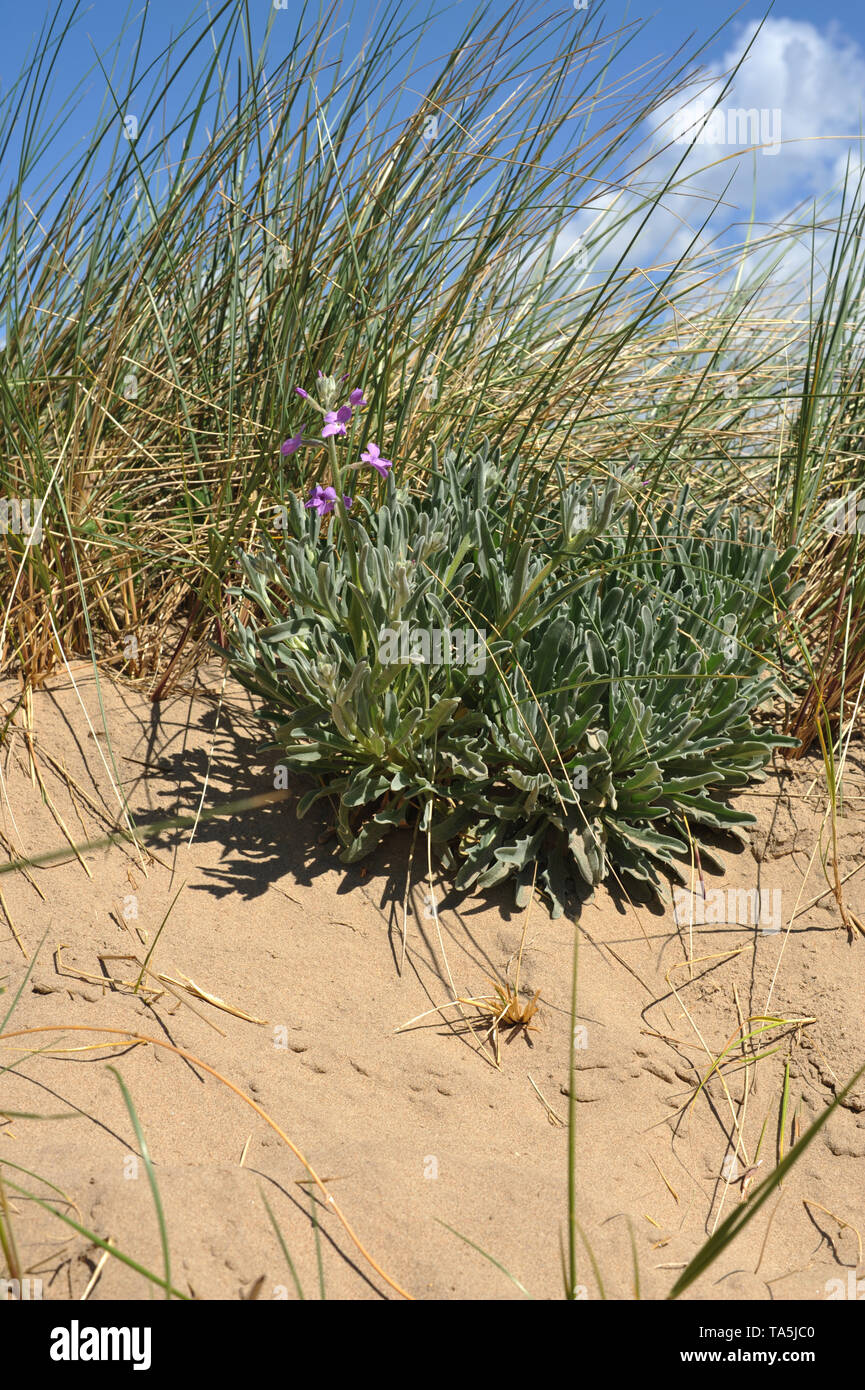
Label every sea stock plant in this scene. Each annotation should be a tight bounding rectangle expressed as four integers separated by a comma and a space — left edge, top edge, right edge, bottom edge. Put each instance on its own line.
228, 401, 803, 917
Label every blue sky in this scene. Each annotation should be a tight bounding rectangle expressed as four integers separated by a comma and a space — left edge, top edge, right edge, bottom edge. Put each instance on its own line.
3, 0, 864, 80
3, 0, 863, 93
2, 0, 864, 288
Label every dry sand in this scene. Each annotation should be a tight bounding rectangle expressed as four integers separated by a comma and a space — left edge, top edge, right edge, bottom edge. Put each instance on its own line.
1, 664, 863, 1301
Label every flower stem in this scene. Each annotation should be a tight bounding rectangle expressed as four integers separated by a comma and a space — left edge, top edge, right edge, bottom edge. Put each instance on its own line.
327, 435, 360, 587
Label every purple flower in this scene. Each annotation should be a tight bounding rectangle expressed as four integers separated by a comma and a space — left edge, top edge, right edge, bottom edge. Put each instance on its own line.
322, 405, 353, 439
359, 442, 392, 478
280, 433, 304, 455
305, 485, 352, 516
295, 387, 309, 399
349, 388, 367, 408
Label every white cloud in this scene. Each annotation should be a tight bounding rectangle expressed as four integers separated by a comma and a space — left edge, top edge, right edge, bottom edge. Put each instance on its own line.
561, 17, 865, 289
